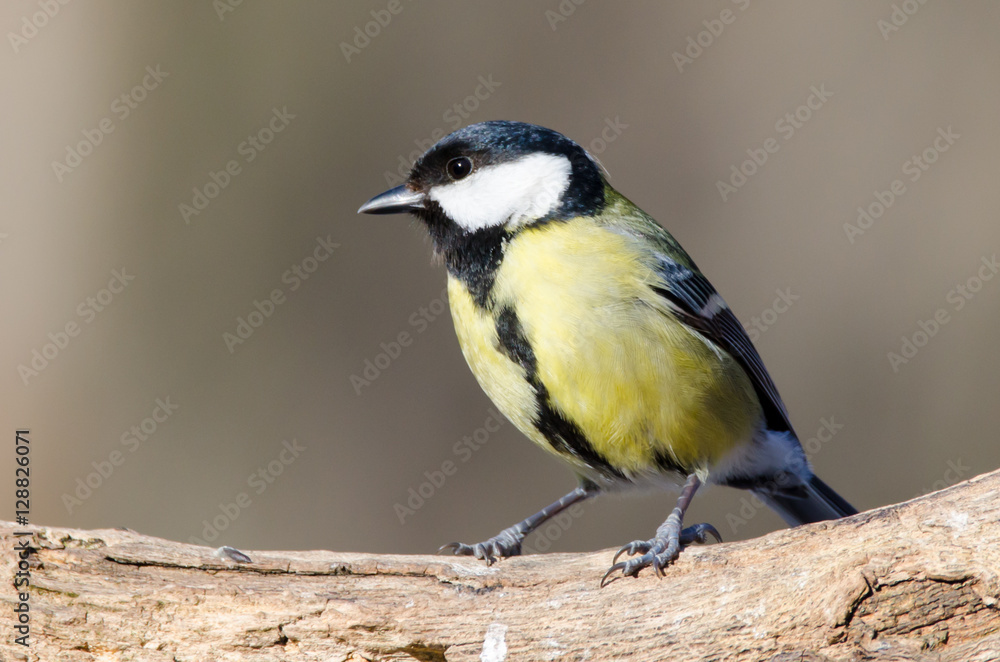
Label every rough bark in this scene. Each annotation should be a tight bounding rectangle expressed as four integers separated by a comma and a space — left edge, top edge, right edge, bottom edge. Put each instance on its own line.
3, 471, 1000, 661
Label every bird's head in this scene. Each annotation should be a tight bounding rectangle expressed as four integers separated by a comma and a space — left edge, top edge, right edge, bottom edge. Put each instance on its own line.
358, 121, 606, 241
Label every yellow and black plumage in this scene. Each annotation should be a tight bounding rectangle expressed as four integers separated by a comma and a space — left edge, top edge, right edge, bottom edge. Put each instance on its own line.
359, 121, 856, 583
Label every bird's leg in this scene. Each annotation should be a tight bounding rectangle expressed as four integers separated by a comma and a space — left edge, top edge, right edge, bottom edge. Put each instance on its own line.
440, 481, 600, 564
601, 473, 720, 586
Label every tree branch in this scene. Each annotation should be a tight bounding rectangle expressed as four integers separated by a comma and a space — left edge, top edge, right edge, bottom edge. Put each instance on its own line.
4, 471, 1000, 661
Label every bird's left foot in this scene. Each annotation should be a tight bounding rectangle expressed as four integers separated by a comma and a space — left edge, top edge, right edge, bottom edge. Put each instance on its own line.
439, 526, 525, 565
601, 522, 720, 587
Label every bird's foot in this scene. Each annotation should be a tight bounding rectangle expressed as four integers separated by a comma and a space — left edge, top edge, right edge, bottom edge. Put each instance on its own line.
601, 522, 720, 586
439, 526, 525, 565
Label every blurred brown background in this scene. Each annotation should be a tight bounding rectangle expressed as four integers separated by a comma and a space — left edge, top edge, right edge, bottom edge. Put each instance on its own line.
3, 2, 999, 557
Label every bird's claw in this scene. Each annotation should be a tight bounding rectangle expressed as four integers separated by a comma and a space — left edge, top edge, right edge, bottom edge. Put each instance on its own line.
683, 522, 722, 545
600, 522, 721, 587
611, 539, 653, 565
439, 530, 523, 565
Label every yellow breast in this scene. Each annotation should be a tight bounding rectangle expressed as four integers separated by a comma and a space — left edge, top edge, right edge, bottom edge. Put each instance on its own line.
448, 218, 761, 478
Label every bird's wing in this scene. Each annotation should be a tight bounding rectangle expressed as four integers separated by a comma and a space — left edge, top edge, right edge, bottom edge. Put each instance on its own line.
650, 253, 794, 435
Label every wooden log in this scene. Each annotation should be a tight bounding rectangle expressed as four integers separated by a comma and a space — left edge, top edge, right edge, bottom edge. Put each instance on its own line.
3, 470, 1000, 661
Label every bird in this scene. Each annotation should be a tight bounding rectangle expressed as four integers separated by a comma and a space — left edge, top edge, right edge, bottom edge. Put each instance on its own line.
358, 120, 857, 585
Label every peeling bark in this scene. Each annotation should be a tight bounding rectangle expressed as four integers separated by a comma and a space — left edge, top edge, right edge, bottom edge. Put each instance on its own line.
3, 471, 1000, 661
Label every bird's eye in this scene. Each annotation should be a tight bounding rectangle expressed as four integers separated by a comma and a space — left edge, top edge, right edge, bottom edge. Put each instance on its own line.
446, 156, 473, 180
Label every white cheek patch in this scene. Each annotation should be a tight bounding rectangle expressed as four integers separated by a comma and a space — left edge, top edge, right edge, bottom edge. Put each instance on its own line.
429, 152, 572, 231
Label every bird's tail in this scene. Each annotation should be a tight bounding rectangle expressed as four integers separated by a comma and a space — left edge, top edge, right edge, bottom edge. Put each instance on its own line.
754, 475, 858, 526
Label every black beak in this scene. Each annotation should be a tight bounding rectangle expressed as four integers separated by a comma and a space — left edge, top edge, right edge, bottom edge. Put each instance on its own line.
357, 185, 426, 215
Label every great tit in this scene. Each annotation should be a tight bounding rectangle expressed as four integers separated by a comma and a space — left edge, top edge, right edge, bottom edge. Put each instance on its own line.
359, 120, 856, 584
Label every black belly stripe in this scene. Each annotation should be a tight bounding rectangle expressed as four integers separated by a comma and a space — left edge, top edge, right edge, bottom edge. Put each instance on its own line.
494, 307, 625, 481
533, 386, 626, 480
652, 449, 688, 476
